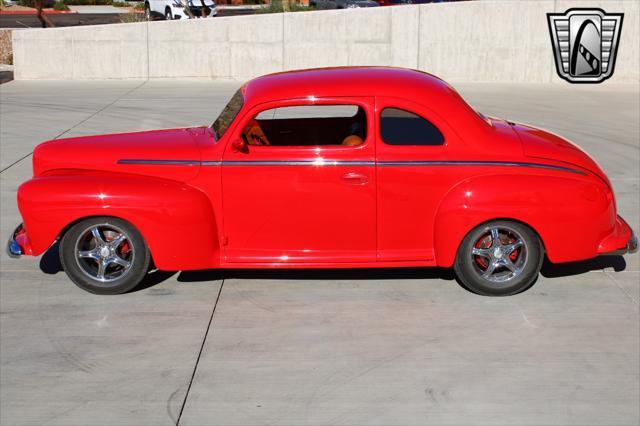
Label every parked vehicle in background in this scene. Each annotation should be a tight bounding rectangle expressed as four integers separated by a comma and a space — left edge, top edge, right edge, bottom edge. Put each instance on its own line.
311, 0, 379, 9
144, 0, 217, 20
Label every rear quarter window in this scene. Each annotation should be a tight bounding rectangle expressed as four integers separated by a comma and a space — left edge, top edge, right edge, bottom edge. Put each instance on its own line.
380, 108, 444, 146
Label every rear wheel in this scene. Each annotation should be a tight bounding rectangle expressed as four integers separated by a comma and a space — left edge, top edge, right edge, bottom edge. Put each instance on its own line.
165, 7, 173, 20
60, 217, 150, 295
454, 220, 543, 296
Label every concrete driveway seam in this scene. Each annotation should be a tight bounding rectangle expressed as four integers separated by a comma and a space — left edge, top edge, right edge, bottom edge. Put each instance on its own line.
603, 268, 638, 305
176, 279, 225, 426
0, 79, 148, 174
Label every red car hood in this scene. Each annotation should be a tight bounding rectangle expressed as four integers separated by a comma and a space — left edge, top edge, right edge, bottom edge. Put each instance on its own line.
33, 128, 203, 180
512, 122, 610, 185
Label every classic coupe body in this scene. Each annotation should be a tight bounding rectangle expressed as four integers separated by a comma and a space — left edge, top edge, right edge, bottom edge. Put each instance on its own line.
7, 67, 637, 295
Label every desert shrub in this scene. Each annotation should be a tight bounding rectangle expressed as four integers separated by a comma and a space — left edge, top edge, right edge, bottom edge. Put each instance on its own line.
53, 0, 70, 10
256, 1, 312, 13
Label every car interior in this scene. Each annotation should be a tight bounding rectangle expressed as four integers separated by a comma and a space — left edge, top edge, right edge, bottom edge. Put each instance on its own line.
242, 105, 367, 147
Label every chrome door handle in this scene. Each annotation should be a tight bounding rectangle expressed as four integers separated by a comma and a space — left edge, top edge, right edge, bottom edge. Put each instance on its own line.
341, 171, 368, 185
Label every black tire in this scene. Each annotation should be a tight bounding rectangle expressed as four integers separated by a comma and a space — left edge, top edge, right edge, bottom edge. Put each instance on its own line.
59, 217, 151, 295
454, 220, 543, 296
165, 7, 173, 20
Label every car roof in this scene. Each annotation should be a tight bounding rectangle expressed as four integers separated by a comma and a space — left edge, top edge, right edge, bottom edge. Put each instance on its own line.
243, 67, 457, 104
240, 67, 488, 139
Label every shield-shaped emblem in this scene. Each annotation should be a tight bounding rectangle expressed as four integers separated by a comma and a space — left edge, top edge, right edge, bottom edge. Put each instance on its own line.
547, 8, 624, 83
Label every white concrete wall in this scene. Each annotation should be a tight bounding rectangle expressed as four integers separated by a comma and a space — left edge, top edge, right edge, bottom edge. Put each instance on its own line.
11, 0, 640, 83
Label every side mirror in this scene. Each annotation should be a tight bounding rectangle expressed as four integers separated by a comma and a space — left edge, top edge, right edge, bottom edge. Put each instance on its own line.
231, 139, 248, 154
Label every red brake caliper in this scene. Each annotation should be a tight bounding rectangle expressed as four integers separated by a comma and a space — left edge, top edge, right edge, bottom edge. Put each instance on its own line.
474, 235, 491, 269
508, 236, 519, 261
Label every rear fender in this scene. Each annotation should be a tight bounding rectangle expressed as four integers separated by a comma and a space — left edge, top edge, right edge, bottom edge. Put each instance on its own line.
433, 173, 615, 266
17, 172, 220, 270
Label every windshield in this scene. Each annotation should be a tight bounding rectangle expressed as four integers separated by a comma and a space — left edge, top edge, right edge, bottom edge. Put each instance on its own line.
212, 89, 244, 139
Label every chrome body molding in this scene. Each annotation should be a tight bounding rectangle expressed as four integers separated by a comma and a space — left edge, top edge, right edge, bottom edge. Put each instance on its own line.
117, 159, 201, 166
377, 160, 587, 175
117, 159, 586, 175
221, 160, 375, 167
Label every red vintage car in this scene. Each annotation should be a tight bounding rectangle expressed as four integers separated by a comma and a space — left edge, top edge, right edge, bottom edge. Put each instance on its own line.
7, 67, 637, 296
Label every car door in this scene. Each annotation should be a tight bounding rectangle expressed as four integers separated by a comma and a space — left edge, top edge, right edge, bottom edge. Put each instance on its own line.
221, 97, 376, 264
375, 96, 465, 263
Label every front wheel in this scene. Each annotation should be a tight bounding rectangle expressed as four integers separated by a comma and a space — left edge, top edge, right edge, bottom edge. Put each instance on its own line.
454, 220, 543, 296
60, 217, 151, 295
165, 7, 173, 20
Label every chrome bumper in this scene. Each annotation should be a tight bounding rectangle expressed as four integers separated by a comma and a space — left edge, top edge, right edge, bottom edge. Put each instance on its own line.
607, 232, 638, 256
6, 224, 24, 258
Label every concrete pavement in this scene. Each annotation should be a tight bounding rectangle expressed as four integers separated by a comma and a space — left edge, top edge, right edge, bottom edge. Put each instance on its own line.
0, 80, 638, 425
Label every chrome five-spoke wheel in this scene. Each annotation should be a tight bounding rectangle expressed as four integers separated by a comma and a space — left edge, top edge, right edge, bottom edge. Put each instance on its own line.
454, 220, 543, 296
470, 226, 527, 283
75, 224, 134, 282
60, 217, 150, 295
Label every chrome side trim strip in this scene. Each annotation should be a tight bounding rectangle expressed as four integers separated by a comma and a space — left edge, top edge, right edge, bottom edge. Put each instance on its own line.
377, 160, 587, 175
117, 159, 585, 175
117, 159, 201, 166
221, 160, 375, 166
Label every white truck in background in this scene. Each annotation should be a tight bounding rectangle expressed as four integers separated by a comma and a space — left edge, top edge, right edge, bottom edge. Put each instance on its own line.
145, 0, 217, 20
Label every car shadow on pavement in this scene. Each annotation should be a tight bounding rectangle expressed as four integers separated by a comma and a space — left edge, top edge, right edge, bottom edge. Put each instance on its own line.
176, 267, 456, 283
38, 242, 627, 291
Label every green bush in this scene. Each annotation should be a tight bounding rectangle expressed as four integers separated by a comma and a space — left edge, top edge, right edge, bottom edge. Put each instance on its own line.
134, 1, 143, 9
256, 1, 313, 13
112, 0, 128, 6
52, 0, 70, 10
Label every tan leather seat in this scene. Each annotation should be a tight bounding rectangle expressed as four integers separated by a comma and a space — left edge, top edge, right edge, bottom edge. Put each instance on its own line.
243, 119, 270, 146
342, 135, 363, 146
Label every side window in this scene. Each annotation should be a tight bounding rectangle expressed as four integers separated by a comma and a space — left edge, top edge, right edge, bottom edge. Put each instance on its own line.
380, 107, 444, 146
242, 105, 367, 147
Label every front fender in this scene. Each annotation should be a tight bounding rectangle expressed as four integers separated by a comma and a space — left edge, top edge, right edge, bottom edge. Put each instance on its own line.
17, 171, 220, 270
433, 172, 615, 267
